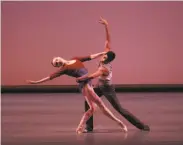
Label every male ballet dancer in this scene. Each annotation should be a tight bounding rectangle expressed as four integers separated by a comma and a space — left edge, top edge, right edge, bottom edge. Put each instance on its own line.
79, 17, 150, 132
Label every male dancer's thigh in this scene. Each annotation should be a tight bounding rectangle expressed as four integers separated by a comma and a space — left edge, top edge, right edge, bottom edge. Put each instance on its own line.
100, 84, 135, 115
99, 84, 123, 111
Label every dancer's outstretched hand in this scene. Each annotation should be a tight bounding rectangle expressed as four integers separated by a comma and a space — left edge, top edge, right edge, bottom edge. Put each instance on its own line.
99, 16, 108, 25
26, 80, 38, 84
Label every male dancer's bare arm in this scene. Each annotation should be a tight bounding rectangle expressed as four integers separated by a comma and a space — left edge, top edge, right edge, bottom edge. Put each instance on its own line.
99, 16, 111, 52
90, 52, 106, 59
74, 52, 106, 62
76, 68, 106, 83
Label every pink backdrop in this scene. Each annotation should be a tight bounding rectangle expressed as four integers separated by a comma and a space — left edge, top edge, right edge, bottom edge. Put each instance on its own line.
2, 1, 183, 85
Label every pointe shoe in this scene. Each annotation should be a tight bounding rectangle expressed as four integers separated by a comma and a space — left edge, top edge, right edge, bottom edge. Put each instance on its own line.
119, 122, 128, 133
123, 125, 128, 133
76, 126, 83, 134
76, 129, 82, 134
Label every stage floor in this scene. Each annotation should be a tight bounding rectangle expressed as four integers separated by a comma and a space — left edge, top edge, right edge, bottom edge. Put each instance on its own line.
1, 93, 183, 145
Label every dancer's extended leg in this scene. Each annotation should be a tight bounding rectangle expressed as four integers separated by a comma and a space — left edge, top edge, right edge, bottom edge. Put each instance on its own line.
76, 85, 96, 134
87, 85, 127, 132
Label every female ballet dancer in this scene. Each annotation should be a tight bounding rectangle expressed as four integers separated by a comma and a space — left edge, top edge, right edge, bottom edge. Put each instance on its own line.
27, 52, 127, 134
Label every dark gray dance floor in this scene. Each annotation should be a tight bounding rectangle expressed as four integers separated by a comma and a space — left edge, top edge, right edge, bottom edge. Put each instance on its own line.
1, 93, 183, 145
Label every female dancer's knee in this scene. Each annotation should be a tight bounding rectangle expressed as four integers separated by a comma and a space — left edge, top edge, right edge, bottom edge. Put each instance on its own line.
86, 107, 95, 117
